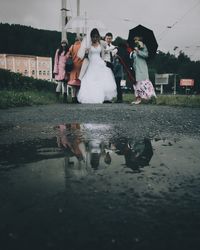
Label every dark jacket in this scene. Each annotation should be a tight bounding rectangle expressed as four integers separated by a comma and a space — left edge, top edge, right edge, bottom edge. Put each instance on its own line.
113, 56, 124, 78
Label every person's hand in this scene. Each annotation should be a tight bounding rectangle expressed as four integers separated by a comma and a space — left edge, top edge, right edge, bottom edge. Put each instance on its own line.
134, 47, 139, 52
84, 49, 89, 59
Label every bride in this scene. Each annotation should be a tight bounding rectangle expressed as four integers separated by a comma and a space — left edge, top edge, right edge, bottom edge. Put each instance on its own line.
77, 28, 117, 104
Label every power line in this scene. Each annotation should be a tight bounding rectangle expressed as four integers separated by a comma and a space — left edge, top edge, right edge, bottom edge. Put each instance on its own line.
158, 0, 200, 41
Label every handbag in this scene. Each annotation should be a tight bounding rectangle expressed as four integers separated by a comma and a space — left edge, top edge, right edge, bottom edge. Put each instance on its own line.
65, 57, 73, 72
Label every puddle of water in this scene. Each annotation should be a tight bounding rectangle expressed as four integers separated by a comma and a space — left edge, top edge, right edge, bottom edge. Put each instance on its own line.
0, 123, 199, 196
0, 123, 200, 249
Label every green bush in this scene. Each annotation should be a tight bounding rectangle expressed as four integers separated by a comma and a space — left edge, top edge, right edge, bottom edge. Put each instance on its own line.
0, 90, 56, 109
0, 69, 57, 108
0, 68, 55, 91
0, 91, 31, 108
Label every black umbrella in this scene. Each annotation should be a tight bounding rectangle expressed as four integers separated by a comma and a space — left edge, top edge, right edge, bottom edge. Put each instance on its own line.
124, 138, 153, 170
127, 25, 158, 59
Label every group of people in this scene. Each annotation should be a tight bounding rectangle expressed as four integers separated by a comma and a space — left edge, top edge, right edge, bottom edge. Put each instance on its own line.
53, 28, 156, 104
56, 123, 153, 172
53, 37, 82, 103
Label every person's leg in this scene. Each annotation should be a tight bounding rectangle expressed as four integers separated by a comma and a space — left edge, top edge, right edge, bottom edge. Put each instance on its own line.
56, 81, 62, 101
131, 82, 141, 104
115, 77, 123, 102
74, 86, 80, 103
62, 81, 68, 103
134, 97, 142, 104
71, 86, 77, 103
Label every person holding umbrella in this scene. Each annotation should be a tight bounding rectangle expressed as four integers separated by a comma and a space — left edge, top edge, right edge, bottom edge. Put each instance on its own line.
127, 25, 158, 104
129, 36, 156, 104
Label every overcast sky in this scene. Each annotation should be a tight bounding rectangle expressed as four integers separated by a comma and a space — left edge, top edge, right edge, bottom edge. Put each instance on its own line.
1, 0, 200, 61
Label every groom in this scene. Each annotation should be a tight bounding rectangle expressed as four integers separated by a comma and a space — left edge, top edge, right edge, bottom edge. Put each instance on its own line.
104, 32, 124, 103
104, 32, 118, 70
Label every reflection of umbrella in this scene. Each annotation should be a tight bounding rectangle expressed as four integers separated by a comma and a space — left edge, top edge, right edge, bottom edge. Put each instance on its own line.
65, 16, 106, 34
124, 138, 153, 170
127, 25, 158, 59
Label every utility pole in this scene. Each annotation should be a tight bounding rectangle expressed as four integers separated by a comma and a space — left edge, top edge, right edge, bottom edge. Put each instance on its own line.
77, 0, 80, 16
173, 74, 177, 95
77, 0, 80, 37
61, 0, 69, 43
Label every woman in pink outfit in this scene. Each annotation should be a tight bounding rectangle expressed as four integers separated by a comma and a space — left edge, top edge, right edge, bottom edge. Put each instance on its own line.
53, 40, 70, 103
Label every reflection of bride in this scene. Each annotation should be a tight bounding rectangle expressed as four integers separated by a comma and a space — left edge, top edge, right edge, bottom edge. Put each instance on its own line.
77, 28, 117, 104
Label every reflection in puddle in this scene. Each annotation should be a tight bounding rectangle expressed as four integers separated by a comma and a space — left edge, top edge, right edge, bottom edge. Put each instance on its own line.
1, 123, 200, 250
0, 123, 200, 186
55, 123, 153, 174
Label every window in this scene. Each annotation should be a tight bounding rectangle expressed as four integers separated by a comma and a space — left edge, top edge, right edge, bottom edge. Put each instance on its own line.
0, 60, 5, 66
31, 61, 36, 67
23, 61, 28, 67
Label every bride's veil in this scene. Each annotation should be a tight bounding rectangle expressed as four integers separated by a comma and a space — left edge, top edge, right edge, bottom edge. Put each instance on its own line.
77, 32, 92, 59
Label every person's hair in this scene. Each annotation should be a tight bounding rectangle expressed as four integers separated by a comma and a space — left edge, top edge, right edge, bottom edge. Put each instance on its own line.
75, 35, 83, 42
90, 28, 100, 38
58, 41, 69, 56
105, 32, 113, 38
134, 36, 143, 41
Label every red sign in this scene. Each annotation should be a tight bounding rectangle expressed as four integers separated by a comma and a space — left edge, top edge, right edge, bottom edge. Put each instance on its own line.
180, 79, 194, 86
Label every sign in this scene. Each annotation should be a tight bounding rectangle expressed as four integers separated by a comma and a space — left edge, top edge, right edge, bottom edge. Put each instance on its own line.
155, 74, 169, 85
180, 79, 194, 86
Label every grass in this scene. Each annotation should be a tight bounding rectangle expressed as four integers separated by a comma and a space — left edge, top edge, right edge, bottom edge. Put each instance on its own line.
0, 90, 56, 109
123, 93, 200, 107
1, 90, 200, 109
155, 94, 200, 107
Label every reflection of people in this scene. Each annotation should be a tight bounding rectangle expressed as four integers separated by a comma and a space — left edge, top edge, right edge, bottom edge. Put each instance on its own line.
104, 151, 112, 165
129, 36, 156, 104
124, 138, 153, 170
53, 40, 70, 103
56, 124, 88, 179
68, 36, 83, 103
56, 124, 84, 161
112, 137, 153, 170
88, 139, 102, 169
77, 28, 117, 104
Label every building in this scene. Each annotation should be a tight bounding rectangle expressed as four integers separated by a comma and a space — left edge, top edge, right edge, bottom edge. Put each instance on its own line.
0, 54, 52, 80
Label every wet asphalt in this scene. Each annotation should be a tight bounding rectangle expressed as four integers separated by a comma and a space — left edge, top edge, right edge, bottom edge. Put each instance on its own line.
0, 103, 200, 250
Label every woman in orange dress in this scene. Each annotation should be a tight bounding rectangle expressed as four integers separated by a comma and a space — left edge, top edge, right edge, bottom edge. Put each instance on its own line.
68, 37, 83, 103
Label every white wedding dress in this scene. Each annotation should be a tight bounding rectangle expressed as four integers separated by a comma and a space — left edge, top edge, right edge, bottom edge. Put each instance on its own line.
77, 45, 117, 104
